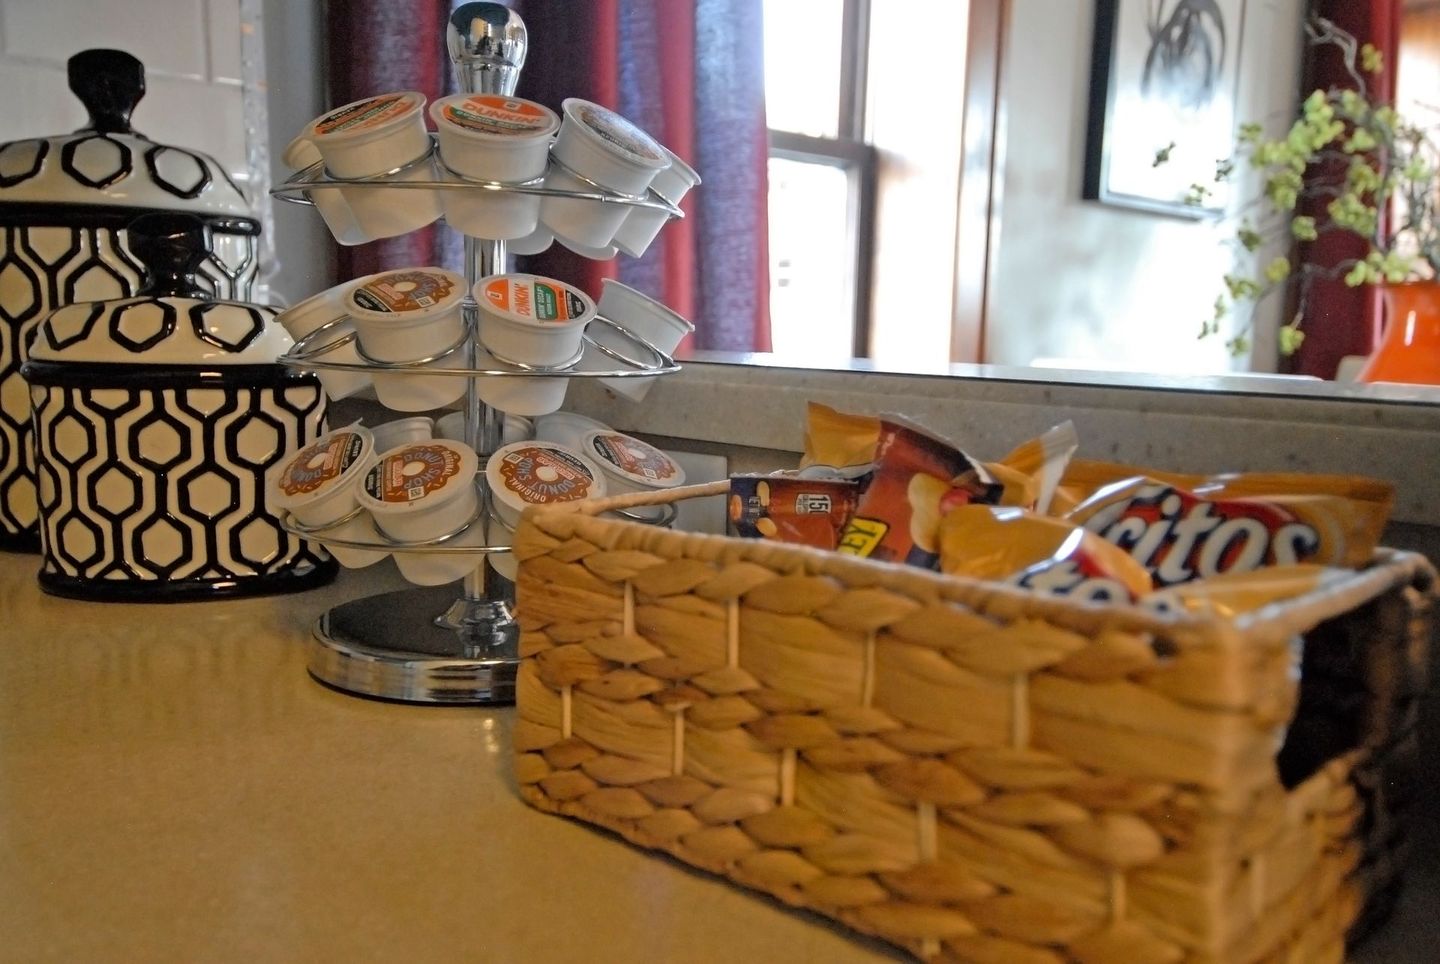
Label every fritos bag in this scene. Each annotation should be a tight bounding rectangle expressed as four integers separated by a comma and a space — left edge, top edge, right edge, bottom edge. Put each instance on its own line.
1061, 464, 1393, 586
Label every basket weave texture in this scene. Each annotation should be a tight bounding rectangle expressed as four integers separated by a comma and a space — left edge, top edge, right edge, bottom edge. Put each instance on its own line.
513, 482, 1435, 963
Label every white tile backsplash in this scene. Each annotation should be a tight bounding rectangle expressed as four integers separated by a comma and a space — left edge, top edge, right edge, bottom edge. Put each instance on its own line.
0, 0, 249, 185
206, 0, 242, 84
2, 0, 208, 80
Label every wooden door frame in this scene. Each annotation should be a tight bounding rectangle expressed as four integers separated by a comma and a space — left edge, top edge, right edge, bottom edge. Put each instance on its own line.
951, 0, 1011, 364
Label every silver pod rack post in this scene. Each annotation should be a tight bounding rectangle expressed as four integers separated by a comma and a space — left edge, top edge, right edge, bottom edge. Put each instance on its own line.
270, 4, 683, 703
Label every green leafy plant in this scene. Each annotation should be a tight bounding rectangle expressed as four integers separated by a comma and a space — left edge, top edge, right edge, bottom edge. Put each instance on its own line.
1170, 17, 1440, 357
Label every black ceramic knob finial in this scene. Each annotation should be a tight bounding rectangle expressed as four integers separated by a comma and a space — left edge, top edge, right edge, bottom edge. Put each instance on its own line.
129, 213, 211, 299
68, 49, 146, 135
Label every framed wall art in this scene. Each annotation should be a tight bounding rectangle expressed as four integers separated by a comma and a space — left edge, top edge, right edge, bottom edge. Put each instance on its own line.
1083, 0, 1246, 218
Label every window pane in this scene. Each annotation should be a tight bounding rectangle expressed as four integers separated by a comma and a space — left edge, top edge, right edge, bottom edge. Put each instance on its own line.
767, 157, 855, 363
762, 0, 844, 137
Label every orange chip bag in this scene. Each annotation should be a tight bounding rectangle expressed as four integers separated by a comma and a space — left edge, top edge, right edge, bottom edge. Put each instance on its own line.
1144, 564, 1348, 617
800, 403, 880, 479
837, 417, 998, 569
1063, 469, 1393, 586
939, 505, 1153, 602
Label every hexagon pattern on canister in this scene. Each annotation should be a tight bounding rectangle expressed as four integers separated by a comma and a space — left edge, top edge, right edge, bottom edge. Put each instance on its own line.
0, 224, 259, 545
61, 135, 132, 190
0, 139, 49, 188
29, 381, 329, 585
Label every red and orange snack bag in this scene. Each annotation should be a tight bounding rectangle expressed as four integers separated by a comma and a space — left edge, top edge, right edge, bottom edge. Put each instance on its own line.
728, 475, 860, 551
939, 504, 1153, 603
836, 417, 999, 569
1061, 465, 1394, 586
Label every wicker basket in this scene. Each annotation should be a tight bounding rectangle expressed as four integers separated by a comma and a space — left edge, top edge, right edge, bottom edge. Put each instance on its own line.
512, 481, 1435, 963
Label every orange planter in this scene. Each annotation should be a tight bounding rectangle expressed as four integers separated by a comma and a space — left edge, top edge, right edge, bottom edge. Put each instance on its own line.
1357, 281, 1440, 385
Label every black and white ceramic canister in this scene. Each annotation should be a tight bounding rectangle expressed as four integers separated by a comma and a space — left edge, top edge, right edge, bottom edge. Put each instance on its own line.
21, 214, 333, 602
0, 49, 261, 552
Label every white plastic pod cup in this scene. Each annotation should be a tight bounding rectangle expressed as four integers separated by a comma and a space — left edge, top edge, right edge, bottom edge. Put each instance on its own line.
344, 268, 469, 411
485, 440, 607, 530
486, 515, 518, 581
358, 440, 482, 586
436, 410, 533, 446
506, 226, 554, 255
533, 411, 612, 450
541, 98, 669, 249
473, 273, 594, 367
429, 94, 558, 240
612, 148, 700, 258
580, 429, 686, 523
474, 345, 571, 417
369, 416, 434, 454
270, 423, 387, 568
273, 284, 372, 400
583, 279, 694, 402
306, 91, 441, 240
282, 135, 367, 246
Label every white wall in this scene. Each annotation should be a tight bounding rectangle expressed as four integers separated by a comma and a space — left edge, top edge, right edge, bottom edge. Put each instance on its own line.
986, 0, 1304, 374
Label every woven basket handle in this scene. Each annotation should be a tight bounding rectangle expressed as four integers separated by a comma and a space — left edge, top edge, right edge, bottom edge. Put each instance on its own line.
529, 480, 731, 519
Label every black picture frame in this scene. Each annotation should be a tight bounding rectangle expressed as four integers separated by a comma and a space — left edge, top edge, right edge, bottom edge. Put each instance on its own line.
1083, 0, 1247, 219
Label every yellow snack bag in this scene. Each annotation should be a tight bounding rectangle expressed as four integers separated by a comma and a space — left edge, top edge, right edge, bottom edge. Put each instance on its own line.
1145, 564, 1347, 617
1062, 469, 1394, 585
939, 504, 1153, 603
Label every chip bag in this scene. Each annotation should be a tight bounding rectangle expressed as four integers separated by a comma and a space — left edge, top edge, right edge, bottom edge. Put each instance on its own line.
837, 417, 999, 568
939, 504, 1153, 603
1062, 467, 1393, 586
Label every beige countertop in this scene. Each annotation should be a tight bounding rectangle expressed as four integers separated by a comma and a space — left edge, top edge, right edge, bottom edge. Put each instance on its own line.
0, 555, 896, 963
2, 551, 1434, 962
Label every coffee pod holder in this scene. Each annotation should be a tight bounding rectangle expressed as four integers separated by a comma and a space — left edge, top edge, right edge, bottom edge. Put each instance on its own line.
269, 4, 684, 704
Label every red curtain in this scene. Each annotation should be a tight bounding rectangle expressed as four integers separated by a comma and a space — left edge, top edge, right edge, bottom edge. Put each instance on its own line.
322, 0, 772, 355
1290, 0, 1400, 378
323, 0, 456, 280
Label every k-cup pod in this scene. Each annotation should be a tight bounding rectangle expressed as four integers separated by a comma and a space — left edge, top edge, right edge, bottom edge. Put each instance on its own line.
581, 429, 686, 522
485, 440, 607, 529
556, 234, 620, 261
307, 91, 441, 240
507, 226, 554, 255
534, 411, 612, 450
370, 416, 434, 454
474, 345, 571, 417
345, 268, 468, 411
436, 410, 533, 446
358, 439, 481, 586
270, 423, 386, 568
552, 98, 669, 195
274, 285, 372, 400
430, 93, 558, 240
539, 164, 629, 249
613, 147, 700, 258
541, 99, 669, 249
486, 515, 518, 581
282, 134, 367, 246
473, 273, 594, 367
584, 279, 693, 402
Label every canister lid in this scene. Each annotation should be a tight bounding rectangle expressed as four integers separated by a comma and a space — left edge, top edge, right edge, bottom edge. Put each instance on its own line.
359, 440, 478, 514
24, 213, 292, 366
474, 273, 594, 329
345, 267, 466, 321
272, 425, 375, 510
582, 430, 686, 489
0, 49, 254, 222
486, 440, 606, 525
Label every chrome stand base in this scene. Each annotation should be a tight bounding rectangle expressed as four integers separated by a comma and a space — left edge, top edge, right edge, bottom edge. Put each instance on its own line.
307, 582, 519, 704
